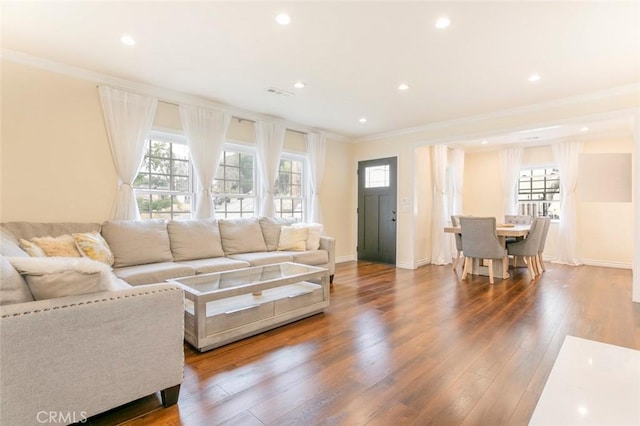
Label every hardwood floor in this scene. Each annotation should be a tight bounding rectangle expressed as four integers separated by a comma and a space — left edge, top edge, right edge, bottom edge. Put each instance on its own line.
89, 261, 640, 425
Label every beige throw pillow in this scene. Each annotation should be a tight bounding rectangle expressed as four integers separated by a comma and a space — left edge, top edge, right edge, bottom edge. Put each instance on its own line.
29, 235, 81, 257
218, 217, 268, 255
8, 257, 119, 300
277, 226, 308, 251
73, 232, 114, 265
101, 220, 173, 268
167, 219, 224, 261
19, 239, 46, 257
292, 222, 323, 250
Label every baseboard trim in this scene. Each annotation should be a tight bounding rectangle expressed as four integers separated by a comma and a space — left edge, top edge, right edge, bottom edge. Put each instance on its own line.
415, 258, 431, 268
396, 262, 415, 270
335, 255, 355, 264
581, 259, 632, 270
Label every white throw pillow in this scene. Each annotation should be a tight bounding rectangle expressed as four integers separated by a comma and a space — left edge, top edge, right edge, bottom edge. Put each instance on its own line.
8, 257, 120, 300
292, 222, 323, 250
277, 226, 308, 251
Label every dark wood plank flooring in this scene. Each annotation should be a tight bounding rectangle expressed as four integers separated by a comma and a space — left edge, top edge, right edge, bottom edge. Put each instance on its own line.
88, 261, 640, 425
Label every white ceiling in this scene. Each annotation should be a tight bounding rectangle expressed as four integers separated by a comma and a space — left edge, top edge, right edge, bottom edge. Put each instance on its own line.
2, 1, 639, 140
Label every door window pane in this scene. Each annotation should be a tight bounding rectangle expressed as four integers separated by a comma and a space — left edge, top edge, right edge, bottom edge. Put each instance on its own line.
365, 165, 390, 188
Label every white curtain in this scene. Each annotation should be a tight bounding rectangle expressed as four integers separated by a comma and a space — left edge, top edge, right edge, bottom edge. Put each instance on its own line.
98, 86, 158, 220
450, 148, 465, 215
431, 145, 452, 265
499, 147, 523, 216
179, 105, 231, 219
553, 141, 583, 265
256, 121, 286, 216
447, 148, 465, 259
306, 132, 326, 223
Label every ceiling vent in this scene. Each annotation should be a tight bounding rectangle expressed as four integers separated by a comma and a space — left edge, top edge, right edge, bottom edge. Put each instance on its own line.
266, 87, 294, 97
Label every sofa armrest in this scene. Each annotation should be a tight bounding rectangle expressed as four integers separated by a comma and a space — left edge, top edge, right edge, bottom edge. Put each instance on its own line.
319, 236, 336, 277
0, 284, 185, 425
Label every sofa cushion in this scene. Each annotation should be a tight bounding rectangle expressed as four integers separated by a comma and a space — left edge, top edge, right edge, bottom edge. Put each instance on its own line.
28, 235, 82, 257
8, 257, 120, 300
228, 251, 293, 266
72, 231, 114, 265
102, 220, 173, 268
0, 257, 34, 305
218, 217, 267, 255
176, 257, 250, 274
259, 217, 297, 251
168, 219, 224, 261
0, 227, 28, 257
113, 262, 195, 286
292, 222, 323, 250
277, 226, 308, 251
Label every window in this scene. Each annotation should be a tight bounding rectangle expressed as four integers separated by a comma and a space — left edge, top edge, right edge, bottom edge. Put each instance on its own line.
274, 155, 305, 219
365, 165, 390, 188
134, 134, 193, 220
212, 148, 256, 218
517, 167, 560, 219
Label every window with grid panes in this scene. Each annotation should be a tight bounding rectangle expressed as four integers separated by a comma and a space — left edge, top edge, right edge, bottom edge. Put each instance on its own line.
274, 156, 305, 219
517, 167, 560, 219
211, 149, 256, 218
134, 135, 193, 220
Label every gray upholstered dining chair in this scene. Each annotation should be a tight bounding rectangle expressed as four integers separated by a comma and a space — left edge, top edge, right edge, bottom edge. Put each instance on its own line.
535, 217, 551, 273
451, 215, 463, 269
459, 217, 508, 284
506, 217, 546, 279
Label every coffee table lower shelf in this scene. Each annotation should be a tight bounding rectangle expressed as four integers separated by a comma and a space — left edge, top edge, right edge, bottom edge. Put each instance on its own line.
184, 280, 328, 352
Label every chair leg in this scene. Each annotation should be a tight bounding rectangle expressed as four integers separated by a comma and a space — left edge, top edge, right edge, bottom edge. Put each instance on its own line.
502, 256, 508, 278
487, 259, 494, 284
452, 250, 461, 269
526, 256, 536, 279
537, 253, 546, 272
513, 255, 518, 268
461, 257, 470, 280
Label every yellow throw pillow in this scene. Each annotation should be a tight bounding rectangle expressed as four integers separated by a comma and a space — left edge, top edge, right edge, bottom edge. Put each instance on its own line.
277, 226, 308, 251
30, 235, 81, 257
73, 232, 115, 266
19, 239, 46, 257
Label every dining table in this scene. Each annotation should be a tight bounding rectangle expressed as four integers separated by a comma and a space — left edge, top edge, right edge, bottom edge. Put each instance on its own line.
443, 223, 531, 279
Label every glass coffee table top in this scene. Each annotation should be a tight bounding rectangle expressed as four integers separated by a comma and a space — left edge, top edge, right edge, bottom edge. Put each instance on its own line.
168, 262, 327, 295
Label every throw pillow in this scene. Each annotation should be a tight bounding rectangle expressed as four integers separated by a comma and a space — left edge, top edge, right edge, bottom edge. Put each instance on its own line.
259, 217, 298, 251
72, 231, 114, 265
218, 217, 268, 255
8, 257, 119, 300
29, 235, 81, 257
0, 256, 34, 305
19, 239, 46, 257
292, 222, 323, 250
277, 226, 308, 251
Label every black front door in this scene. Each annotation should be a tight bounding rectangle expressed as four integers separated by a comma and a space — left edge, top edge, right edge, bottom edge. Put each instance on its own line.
357, 157, 397, 264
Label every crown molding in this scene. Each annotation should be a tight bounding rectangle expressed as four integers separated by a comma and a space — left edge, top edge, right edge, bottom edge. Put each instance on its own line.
358, 83, 640, 143
0, 49, 353, 143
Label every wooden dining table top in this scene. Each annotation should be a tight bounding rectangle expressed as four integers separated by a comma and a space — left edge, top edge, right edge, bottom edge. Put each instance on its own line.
444, 223, 530, 237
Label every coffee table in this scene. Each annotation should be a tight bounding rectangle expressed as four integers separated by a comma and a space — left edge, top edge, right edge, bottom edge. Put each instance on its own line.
167, 262, 330, 352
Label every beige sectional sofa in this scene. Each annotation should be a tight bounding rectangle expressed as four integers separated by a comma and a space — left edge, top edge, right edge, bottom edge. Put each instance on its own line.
0, 217, 335, 425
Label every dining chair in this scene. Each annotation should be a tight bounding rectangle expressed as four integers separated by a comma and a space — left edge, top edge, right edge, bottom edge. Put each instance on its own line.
506, 217, 545, 280
450, 215, 463, 269
535, 217, 551, 273
459, 217, 508, 284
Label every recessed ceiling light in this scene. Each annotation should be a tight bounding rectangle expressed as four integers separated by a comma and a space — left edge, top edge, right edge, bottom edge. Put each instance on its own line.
481, 140, 488, 145
293, 81, 305, 89
435, 17, 451, 29
580, 127, 589, 132
276, 13, 291, 25
398, 83, 410, 91
359, 117, 367, 123
120, 34, 136, 46
528, 73, 541, 82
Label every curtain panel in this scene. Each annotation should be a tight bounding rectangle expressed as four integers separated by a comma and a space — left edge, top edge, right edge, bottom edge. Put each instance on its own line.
256, 121, 286, 217
499, 147, 523, 216
430, 145, 452, 265
98, 86, 158, 221
179, 105, 231, 219
553, 141, 583, 265
306, 132, 326, 223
